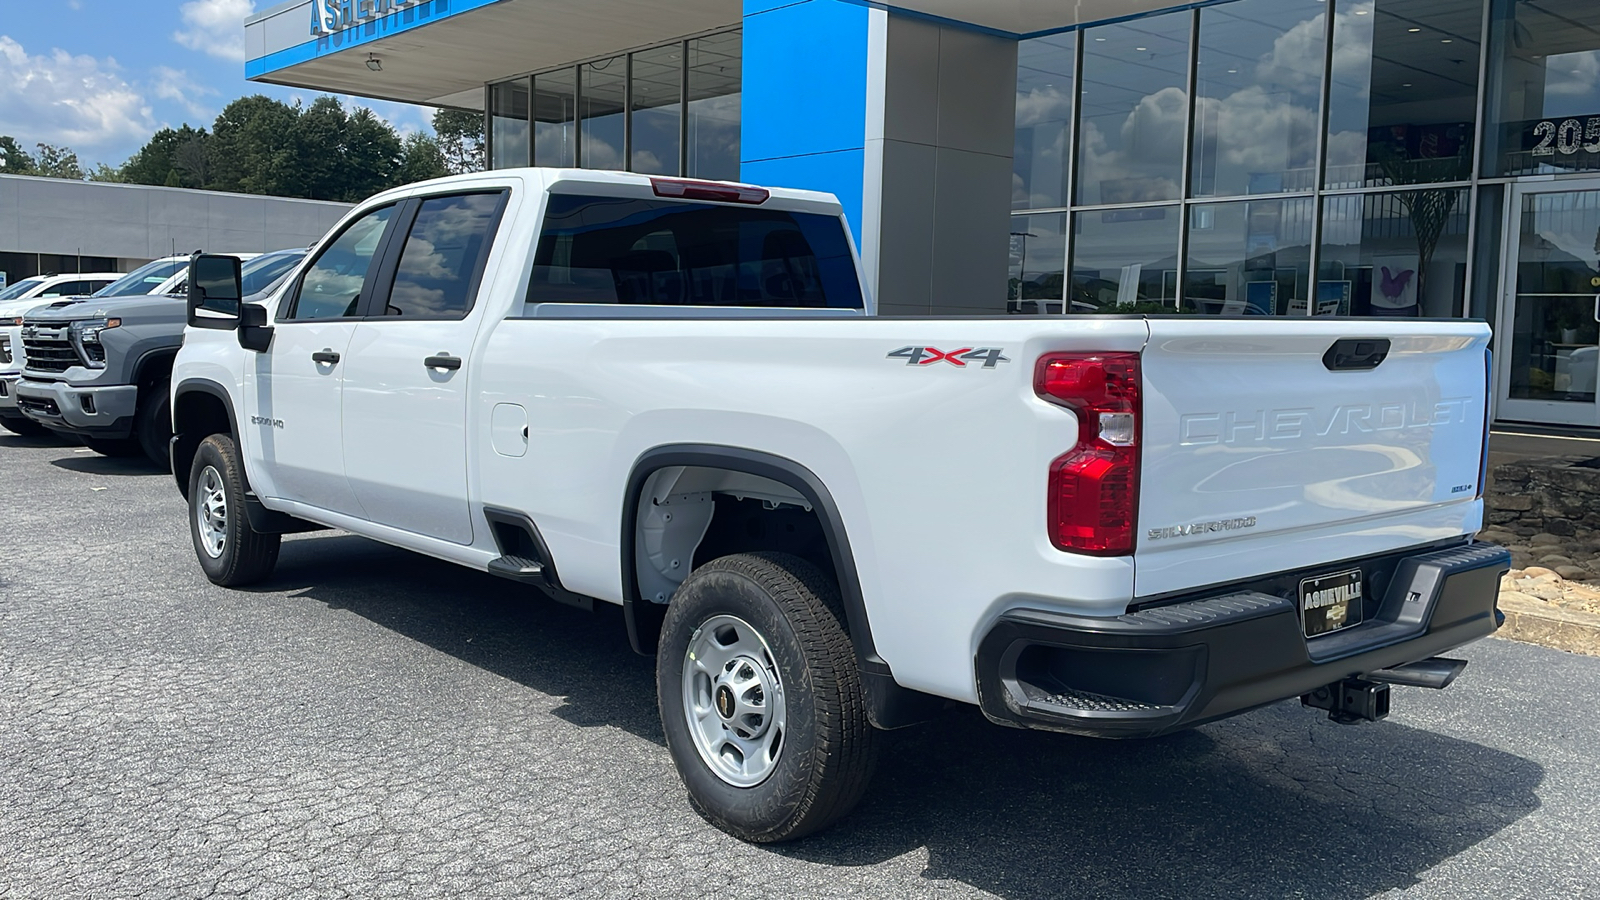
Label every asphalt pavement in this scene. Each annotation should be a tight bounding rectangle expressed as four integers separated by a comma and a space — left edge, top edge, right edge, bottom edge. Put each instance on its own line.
2, 431, 1598, 899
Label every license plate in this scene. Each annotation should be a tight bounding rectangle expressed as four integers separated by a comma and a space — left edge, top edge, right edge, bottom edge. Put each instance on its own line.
1299, 568, 1363, 638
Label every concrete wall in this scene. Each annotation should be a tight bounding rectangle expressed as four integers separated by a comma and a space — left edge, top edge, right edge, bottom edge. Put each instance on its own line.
0, 175, 352, 263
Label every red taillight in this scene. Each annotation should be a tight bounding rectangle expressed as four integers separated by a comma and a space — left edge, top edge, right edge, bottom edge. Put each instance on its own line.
1035, 352, 1141, 556
650, 178, 770, 205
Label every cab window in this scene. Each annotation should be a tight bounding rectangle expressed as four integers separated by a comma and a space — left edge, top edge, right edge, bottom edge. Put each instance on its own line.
285, 206, 395, 320
382, 192, 503, 318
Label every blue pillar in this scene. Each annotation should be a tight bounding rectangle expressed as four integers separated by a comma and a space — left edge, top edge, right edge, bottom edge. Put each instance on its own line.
740, 0, 871, 245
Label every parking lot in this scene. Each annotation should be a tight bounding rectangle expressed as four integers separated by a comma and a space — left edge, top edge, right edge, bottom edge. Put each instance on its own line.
0, 432, 1597, 899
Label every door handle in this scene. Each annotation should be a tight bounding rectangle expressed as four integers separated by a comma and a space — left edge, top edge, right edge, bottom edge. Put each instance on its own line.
425, 354, 462, 371
1593, 293, 1599, 324
312, 349, 340, 365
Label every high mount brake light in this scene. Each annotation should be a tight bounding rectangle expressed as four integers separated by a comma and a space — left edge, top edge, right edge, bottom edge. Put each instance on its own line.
1035, 352, 1142, 556
650, 178, 770, 205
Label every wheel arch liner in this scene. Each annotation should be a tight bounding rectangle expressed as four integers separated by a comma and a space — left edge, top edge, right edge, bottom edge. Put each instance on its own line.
621, 443, 939, 729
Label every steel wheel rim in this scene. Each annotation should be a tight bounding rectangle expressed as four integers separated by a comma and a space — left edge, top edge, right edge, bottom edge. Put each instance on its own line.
196, 465, 227, 559
682, 614, 787, 788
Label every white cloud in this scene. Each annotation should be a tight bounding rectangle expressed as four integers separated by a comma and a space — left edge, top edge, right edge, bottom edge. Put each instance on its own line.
151, 66, 217, 121
0, 35, 154, 151
173, 0, 256, 63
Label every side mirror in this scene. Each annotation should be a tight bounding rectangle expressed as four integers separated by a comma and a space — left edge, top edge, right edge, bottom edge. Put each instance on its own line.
187, 253, 242, 330
238, 302, 274, 353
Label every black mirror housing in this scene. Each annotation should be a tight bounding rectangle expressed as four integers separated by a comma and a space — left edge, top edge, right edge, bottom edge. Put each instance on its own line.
238, 302, 274, 352
187, 253, 243, 330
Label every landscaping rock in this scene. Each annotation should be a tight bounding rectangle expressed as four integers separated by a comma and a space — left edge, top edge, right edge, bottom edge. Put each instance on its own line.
1539, 555, 1577, 567
1523, 566, 1560, 580
1556, 565, 1592, 581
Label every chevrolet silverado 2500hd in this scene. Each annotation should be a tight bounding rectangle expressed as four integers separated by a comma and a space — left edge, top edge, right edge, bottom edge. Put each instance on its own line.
170, 168, 1510, 842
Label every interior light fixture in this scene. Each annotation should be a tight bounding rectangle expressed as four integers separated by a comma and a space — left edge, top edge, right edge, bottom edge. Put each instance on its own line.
1094, 36, 1106, 41
1136, 46, 1147, 51
1409, 27, 1422, 32
1441, 38, 1452, 42
366, 53, 383, 72
1355, 9, 1368, 13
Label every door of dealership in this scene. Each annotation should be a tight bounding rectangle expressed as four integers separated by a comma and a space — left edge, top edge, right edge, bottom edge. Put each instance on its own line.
1496, 179, 1600, 427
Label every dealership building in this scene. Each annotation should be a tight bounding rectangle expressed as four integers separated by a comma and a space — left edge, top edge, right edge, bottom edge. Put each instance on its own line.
246, 0, 1600, 430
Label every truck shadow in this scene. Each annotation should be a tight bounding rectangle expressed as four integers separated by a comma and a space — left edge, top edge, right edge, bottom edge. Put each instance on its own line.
269, 533, 1543, 900
49, 454, 167, 476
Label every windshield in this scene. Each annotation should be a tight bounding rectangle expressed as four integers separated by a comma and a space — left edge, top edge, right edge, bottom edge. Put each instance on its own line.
94, 259, 187, 298
0, 277, 47, 301
242, 252, 305, 295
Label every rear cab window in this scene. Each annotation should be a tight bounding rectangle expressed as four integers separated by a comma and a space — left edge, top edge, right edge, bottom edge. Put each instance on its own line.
524, 194, 863, 313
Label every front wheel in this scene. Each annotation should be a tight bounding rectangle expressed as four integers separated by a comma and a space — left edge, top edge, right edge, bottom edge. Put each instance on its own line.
136, 380, 172, 470
188, 433, 280, 586
657, 552, 878, 842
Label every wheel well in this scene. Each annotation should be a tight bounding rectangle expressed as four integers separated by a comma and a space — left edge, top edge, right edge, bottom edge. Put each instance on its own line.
134, 351, 176, 390
171, 387, 234, 498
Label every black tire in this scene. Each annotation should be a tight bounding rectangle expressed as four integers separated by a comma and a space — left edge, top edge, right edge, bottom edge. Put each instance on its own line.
657, 551, 878, 842
82, 436, 142, 457
136, 380, 172, 470
188, 433, 280, 586
0, 415, 47, 437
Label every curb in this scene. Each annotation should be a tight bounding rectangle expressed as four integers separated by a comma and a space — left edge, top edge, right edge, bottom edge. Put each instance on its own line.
1494, 593, 1600, 657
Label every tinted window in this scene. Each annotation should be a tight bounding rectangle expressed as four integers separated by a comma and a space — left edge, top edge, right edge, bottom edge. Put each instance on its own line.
289, 206, 394, 320
38, 280, 94, 298
383, 194, 502, 318
526, 195, 863, 310
95, 260, 187, 297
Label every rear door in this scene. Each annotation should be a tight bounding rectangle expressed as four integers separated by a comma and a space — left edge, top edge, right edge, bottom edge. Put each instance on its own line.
339, 189, 508, 544
1136, 319, 1491, 597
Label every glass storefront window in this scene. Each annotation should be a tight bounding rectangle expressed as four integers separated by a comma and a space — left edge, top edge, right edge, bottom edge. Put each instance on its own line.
1191, 0, 1323, 197
1069, 206, 1181, 312
688, 32, 742, 181
581, 57, 627, 170
1077, 14, 1191, 206
489, 78, 529, 169
1007, 214, 1068, 312
1014, 33, 1076, 210
1484, 0, 1600, 177
631, 45, 682, 176
1184, 198, 1313, 314
1505, 188, 1600, 404
533, 67, 577, 168
1324, 0, 1483, 189
1319, 188, 1471, 317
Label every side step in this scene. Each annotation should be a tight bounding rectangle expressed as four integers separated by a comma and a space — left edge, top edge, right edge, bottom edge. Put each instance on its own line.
487, 554, 548, 585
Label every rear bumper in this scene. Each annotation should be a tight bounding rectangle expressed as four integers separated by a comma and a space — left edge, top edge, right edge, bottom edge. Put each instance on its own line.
975, 542, 1510, 738
14, 378, 138, 438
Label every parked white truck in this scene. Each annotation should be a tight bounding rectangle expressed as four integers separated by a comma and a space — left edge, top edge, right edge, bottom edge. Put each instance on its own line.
170, 169, 1510, 842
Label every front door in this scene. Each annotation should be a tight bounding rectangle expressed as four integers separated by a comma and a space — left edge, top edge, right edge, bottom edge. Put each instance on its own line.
251, 203, 397, 517
339, 191, 506, 545
1496, 180, 1600, 427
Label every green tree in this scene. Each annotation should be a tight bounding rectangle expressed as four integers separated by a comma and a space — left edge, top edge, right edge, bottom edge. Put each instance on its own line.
208, 95, 302, 196
432, 108, 485, 174
397, 132, 451, 185
0, 136, 37, 174
123, 125, 210, 188
339, 107, 402, 201
33, 143, 84, 180
88, 163, 125, 182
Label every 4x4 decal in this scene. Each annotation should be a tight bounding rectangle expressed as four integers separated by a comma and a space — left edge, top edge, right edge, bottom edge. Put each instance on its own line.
887, 346, 1010, 368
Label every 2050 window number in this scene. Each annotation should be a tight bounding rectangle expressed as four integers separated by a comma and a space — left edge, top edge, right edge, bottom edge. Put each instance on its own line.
1532, 116, 1600, 157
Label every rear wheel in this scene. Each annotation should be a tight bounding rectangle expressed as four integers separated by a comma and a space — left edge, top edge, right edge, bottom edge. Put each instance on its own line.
657, 552, 878, 842
135, 380, 172, 469
188, 433, 280, 586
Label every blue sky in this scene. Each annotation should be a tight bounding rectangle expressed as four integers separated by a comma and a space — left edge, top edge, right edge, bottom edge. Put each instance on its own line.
0, 0, 434, 169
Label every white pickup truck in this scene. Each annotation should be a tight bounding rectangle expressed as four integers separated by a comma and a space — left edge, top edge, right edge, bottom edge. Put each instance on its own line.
171, 169, 1510, 842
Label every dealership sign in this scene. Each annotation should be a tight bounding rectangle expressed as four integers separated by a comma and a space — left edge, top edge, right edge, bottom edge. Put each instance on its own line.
310, 0, 427, 36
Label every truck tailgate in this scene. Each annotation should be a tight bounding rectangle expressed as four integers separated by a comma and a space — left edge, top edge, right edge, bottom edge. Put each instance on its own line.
1136, 320, 1490, 598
